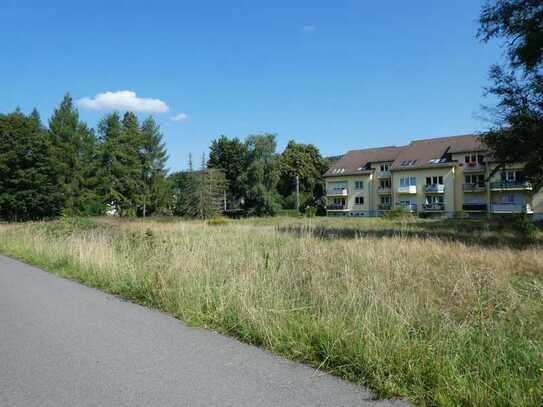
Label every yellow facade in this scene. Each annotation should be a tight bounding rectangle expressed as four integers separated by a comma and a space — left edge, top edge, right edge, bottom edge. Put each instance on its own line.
326, 155, 542, 218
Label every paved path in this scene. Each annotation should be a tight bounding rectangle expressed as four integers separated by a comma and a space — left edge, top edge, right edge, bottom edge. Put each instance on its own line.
0, 255, 408, 407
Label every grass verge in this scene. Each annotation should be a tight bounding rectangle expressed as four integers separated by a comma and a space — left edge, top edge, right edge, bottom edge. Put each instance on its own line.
0, 216, 542, 406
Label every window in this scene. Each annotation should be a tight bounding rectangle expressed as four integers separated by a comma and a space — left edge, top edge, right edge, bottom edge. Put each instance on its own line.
380, 179, 391, 188
354, 180, 364, 189
467, 174, 485, 184
426, 177, 431, 186
333, 198, 345, 205
426, 195, 444, 204
477, 155, 484, 164
355, 196, 364, 205
400, 177, 416, 187
502, 194, 517, 204
380, 196, 391, 205
380, 164, 389, 172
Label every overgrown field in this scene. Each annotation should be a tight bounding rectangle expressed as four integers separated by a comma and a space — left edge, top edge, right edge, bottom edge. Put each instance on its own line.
0, 216, 542, 406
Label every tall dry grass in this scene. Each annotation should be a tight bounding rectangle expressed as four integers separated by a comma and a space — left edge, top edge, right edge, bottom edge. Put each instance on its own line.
0, 217, 541, 406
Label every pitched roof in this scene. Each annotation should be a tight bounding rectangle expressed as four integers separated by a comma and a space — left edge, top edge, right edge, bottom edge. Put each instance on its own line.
325, 146, 405, 177
391, 134, 487, 171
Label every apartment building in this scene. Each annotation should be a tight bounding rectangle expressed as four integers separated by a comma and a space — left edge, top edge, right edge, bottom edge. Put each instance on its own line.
325, 134, 543, 219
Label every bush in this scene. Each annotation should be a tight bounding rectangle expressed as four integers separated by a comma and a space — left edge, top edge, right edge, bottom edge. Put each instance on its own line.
512, 214, 538, 240
383, 206, 410, 220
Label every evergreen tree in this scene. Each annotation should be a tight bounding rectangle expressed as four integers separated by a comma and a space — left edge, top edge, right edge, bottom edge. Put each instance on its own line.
98, 112, 142, 216
197, 154, 227, 218
170, 154, 200, 217
0, 110, 63, 220
48, 93, 98, 215
140, 117, 169, 216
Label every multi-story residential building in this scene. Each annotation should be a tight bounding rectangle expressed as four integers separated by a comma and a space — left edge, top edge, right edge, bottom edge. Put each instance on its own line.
325, 134, 543, 219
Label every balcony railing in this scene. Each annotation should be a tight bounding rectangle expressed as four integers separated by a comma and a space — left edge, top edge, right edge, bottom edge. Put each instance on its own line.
378, 204, 392, 210
326, 187, 348, 196
491, 203, 533, 213
423, 184, 445, 193
378, 186, 391, 194
326, 203, 348, 210
398, 185, 417, 194
463, 203, 487, 211
422, 203, 445, 211
377, 170, 391, 178
489, 181, 532, 191
463, 183, 486, 192
463, 163, 485, 173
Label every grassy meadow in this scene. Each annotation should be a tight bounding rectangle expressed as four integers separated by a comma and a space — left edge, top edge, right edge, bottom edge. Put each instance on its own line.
0, 216, 542, 406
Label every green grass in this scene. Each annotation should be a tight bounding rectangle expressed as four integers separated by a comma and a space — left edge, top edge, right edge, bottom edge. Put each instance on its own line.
0, 216, 541, 406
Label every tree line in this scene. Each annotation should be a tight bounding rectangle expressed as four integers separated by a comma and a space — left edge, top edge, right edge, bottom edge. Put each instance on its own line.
0, 94, 329, 221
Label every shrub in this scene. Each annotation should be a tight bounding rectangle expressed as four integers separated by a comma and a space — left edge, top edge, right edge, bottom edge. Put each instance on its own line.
383, 206, 410, 220
512, 213, 538, 240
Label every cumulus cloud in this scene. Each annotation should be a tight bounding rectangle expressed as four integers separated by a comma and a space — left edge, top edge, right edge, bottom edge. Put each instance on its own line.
78, 90, 169, 113
301, 25, 316, 33
170, 113, 188, 123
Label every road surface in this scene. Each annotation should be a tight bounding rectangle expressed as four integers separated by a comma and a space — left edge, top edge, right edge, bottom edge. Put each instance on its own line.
0, 255, 408, 407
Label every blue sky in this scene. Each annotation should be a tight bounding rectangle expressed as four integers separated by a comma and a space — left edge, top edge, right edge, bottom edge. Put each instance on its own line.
1, 0, 501, 171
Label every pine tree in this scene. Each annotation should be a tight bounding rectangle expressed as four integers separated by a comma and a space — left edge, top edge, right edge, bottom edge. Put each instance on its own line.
0, 110, 63, 220
48, 93, 98, 215
197, 154, 227, 218
140, 117, 169, 216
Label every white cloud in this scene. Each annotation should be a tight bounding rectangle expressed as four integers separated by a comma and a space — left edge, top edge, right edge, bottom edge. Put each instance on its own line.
170, 112, 188, 123
78, 90, 169, 113
301, 25, 316, 33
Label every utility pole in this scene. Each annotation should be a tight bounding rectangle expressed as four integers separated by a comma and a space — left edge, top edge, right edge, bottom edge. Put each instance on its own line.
296, 175, 300, 212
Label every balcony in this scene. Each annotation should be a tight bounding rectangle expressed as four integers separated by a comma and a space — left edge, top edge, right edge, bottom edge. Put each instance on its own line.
463, 183, 486, 192
463, 203, 487, 211
423, 184, 445, 193
422, 203, 445, 212
377, 170, 391, 178
463, 163, 485, 173
378, 204, 392, 210
491, 203, 533, 214
378, 186, 392, 194
326, 203, 348, 211
398, 185, 417, 194
326, 187, 348, 196
489, 181, 532, 191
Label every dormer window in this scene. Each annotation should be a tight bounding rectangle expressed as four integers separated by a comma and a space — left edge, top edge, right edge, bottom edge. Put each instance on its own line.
400, 160, 417, 167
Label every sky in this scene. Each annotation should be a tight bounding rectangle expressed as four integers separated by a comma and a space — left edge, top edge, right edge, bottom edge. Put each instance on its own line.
1, 0, 503, 171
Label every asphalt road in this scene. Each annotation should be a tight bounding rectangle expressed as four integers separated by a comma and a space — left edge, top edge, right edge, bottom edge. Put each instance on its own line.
0, 255, 409, 407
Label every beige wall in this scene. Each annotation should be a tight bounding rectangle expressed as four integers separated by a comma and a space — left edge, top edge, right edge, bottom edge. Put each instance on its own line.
326, 175, 372, 212
325, 158, 542, 217
391, 167, 456, 213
